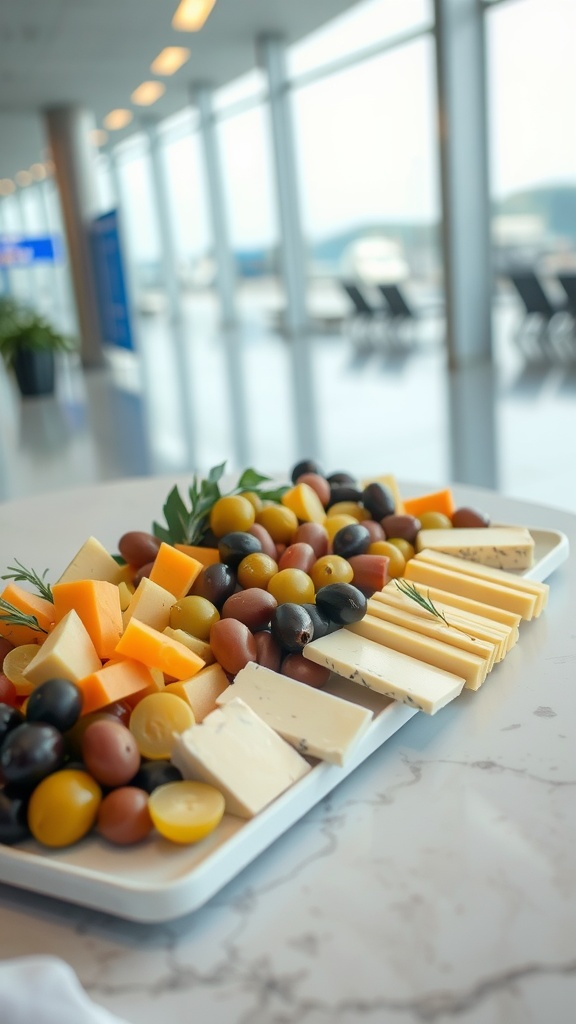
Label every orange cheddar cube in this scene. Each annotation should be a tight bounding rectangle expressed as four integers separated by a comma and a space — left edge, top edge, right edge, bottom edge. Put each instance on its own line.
114, 618, 205, 680
174, 544, 220, 567
402, 488, 455, 520
52, 579, 123, 660
77, 657, 156, 715
165, 663, 229, 722
149, 543, 203, 598
0, 582, 55, 647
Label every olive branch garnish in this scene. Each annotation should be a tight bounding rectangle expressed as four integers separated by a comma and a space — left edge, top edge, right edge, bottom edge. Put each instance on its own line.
1, 560, 53, 603
0, 597, 48, 633
394, 579, 475, 641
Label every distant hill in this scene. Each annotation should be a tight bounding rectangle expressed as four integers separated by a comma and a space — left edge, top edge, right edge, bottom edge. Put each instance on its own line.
495, 185, 576, 244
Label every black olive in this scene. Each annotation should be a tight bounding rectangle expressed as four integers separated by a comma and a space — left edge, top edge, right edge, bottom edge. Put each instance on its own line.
291, 459, 324, 483
332, 523, 371, 559
326, 484, 363, 508
271, 603, 315, 653
218, 531, 262, 568
0, 722, 65, 790
326, 471, 358, 486
0, 789, 30, 845
130, 760, 183, 794
315, 583, 368, 626
0, 703, 25, 748
190, 561, 237, 607
361, 482, 395, 520
26, 678, 83, 733
300, 603, 335, 641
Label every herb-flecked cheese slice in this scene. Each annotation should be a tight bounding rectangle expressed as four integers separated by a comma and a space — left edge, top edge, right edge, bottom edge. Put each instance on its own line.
415, 527, 535, 571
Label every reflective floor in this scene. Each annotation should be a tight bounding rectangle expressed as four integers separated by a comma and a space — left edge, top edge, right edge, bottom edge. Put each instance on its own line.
1, 297, 575, 519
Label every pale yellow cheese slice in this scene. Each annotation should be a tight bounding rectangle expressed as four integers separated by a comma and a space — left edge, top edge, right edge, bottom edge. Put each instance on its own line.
372, 585, 515, 660
366, 596, 498, 672
403, 560, 537, 620
415, 527, 535, 570
57, 536, 126, 585
303, 629, 465, 714
413, 548, 549, 616
346, 613, 488, 690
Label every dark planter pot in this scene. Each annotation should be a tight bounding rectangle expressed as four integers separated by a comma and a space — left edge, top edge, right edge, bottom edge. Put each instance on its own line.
12, 348, 55, 397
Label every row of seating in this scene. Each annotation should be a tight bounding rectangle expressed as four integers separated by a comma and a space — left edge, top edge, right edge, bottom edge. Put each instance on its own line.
341, 281, 435, 352
507, 270, 576, 362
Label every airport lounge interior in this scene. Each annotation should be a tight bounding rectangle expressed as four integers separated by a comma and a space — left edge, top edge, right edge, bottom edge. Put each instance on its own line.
0, 3, 575, 1023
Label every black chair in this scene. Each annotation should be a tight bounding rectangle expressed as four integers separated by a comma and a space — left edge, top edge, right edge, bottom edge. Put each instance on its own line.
341, 281, 386, 350
558, 273, 576, 317
376, 282, 418, 349
507, 270, 565, 360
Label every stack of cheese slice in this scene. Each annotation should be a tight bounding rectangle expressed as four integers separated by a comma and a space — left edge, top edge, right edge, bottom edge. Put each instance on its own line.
303, 547, 549, 715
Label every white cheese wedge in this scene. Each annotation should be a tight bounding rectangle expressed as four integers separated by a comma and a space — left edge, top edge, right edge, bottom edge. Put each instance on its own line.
23, 608, 102, 686
415, 527, 535, 570
217, 662, 373, 765
403, 560, 537, 620
57, 536, 126, 585
414, 548, 549, 615
303, 629, 465, 714
366, 597, 498, 672
123, 577, 175, 630
372, 585, 512, 662
346, 614, 488, 690
170, 698, 311, 819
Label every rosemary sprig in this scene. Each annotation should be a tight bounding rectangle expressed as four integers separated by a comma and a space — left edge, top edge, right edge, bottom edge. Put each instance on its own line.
152, 462, 289, 546
0, 597, 48, 633
1, 560, 53, 603
394, 579, 475, 640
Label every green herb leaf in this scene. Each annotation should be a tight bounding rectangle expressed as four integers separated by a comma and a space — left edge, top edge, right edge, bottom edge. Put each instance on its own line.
0, 597, 47, 633
1, 560, 53, 603
394, 579, 475, 640
153, 463, 291, 547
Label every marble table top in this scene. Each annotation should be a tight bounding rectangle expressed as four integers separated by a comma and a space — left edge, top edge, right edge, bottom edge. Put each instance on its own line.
0, 477, 575, 1024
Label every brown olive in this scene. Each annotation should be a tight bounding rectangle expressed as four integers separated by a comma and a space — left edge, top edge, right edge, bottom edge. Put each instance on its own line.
221, 589, 277, 631
81, 719, 141, 788
281, 654, 330, 689
451, 506, 491, 528
209, 618, 258, 676
118, 531, 162, 568
97, 787, 153, 845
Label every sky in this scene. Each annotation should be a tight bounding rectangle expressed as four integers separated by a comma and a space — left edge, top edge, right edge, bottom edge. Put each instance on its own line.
79, 0, 576, 260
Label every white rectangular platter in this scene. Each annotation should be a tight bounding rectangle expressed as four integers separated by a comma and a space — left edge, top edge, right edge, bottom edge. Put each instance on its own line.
0, 526, 568, 923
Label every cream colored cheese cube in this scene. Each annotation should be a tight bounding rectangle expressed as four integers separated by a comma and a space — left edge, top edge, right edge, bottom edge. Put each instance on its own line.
23, 608, 102, 686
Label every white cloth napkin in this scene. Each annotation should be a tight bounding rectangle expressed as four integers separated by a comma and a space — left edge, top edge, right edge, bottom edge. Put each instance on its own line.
0, 956, 129, 1024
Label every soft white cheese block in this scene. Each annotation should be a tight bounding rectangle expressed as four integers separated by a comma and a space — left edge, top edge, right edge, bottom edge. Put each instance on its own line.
303, 629, 465, 714
415, 527, 535, 570
217, 662, 373, 765
170, 697, 311, 819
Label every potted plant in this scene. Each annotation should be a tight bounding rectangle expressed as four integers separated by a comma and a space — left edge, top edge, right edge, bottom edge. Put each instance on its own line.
0, 297, 75, 397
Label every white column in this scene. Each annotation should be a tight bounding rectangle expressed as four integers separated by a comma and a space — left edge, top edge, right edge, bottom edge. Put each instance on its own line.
258, 34, 320, 460
44, 105, 104, 367
194, 85, 249, 467
434, 0, 493, 369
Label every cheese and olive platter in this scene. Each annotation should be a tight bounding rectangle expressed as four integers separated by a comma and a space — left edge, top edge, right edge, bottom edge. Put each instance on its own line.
0, 463, 569, 922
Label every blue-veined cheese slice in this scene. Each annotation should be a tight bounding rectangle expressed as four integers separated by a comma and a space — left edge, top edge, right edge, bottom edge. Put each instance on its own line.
303, 629, 465, 714
217, 662, 373, 765
415, 527, 534, 570
170, 697, 311, 818
346, 613, 488, 690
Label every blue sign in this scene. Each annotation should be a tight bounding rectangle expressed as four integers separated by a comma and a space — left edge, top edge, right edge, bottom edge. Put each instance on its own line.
90, 209, 135, 351
0, 235, 63, 266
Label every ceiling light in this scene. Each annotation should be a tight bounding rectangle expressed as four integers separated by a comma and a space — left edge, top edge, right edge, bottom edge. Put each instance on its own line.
0, 179, 16, 196
29, 163, 47, 181
151, 46, 190, 76
172, 0, 216, 32
103, 109, 133, 131
15, 170, 33, 187
131, 81, 166, 106
89, 129, 109, 148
